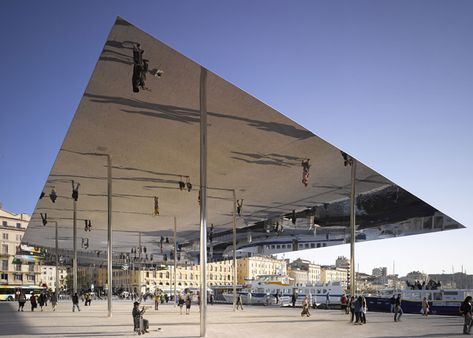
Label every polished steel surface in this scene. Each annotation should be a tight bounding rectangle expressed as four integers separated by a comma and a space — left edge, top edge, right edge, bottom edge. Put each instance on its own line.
23, 17, 463, 266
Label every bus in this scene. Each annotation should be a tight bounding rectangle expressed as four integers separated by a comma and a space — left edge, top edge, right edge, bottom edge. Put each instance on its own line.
0, 285, 47, 301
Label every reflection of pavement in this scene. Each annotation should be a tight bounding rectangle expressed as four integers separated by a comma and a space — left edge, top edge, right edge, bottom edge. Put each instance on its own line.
0, 300, 467, 337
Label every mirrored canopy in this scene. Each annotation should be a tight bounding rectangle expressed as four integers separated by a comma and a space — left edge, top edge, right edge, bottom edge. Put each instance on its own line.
23, 17, 464, 265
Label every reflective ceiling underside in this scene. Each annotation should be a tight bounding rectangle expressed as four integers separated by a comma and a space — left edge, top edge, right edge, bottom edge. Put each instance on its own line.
23, 17, 464, 264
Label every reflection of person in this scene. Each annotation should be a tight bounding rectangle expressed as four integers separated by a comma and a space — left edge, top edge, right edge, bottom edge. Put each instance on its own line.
132, 301, 149, 334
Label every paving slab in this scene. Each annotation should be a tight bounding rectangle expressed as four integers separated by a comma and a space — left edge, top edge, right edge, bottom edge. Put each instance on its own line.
0, 300, 468, 337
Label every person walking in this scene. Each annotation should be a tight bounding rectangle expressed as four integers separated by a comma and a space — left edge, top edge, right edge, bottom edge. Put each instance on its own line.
394, 294, 403, 322
50, 292, 58, 312
301, 296, 311, 317
341, 294, 348, 314
154, 292, 160, 310
291, 293, 297, 308
30, 294, 37, 312
72, 292, 81, 312
185, 294, 192, 315
18, 291, 26, 312
354, 296, 362, 325
236, 294, 244, 311
422, 297, 429, 317
361, 296, 367, 324
38, 293, 46, 311
460, 296, 472, 335
390, 295, 396, 313
349, 296, 356, 322
178, 294, 185, 315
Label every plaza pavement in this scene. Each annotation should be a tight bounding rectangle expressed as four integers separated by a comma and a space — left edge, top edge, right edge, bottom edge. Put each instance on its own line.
0, 300, 467, 337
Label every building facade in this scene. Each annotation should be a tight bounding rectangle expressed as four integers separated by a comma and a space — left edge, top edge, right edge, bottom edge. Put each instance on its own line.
320, 266, 348, 288
0, 208, 39, 286
237, 256, 287, 285
287, 258, 321, 286
39, 265, 68, 291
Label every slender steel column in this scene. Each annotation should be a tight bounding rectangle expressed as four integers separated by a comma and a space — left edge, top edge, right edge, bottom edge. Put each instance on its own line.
199, 67, 208, 337
349, 159, 357, 295
232, 189, 237, 311
107, 155, 113, 317
72, 180, 78, 294
173, 217, 177, 306
54, 221, 59, 301
138, 232, 142, 298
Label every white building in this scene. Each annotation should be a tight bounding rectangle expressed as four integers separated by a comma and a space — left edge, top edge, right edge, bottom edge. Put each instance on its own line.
0, 207, 40, 286
39, 265, 68, 291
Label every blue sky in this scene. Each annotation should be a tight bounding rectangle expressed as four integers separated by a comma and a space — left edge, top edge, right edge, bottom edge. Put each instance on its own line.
0, 1, 472, 276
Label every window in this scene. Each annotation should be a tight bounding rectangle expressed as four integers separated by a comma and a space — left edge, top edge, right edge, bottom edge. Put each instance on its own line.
2, 221, 7, 227
0, 273, 7, 280
14, 274, 22, 281
1, 244, 8, 254
16, 223, 21, 229
29, 265, 35, 272
27, 275, 35, 281
1, 260, 7, 270
2, 233, 7, 240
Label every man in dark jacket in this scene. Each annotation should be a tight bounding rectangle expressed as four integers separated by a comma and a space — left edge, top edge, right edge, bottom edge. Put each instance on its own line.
461, 296, 472, 334
133, 301, 149, 334
394, 294, 403, 322
72, 293, 80, 312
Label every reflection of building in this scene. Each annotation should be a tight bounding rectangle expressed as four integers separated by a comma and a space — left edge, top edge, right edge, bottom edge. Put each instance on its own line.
0, 208, 39, 286
39, 265, 68, 291
287, 258, 321, 286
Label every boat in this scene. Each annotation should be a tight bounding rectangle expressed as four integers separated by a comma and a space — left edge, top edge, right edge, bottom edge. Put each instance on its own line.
365, 288, 473, 316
